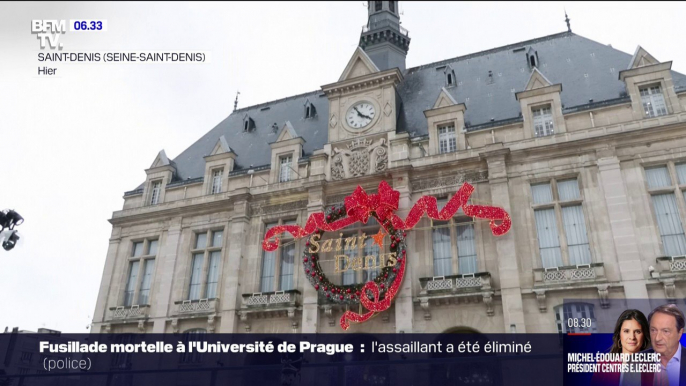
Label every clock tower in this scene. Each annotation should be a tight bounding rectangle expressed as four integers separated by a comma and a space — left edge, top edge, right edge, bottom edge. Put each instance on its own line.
319, 4, 410, 181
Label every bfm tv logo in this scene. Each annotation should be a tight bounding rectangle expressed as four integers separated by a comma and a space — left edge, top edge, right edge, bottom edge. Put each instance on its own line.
31, 20, 66, 49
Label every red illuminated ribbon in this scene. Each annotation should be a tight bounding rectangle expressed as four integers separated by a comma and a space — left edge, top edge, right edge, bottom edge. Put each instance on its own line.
262, 181, 511, 252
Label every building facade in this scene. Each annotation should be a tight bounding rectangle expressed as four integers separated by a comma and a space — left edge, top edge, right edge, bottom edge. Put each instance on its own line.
92, 2, 686, 335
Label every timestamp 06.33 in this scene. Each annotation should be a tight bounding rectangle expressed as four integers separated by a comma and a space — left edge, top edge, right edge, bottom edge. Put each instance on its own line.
69, 20, 107, 32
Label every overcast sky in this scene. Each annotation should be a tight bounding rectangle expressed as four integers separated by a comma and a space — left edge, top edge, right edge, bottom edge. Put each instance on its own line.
1, 2, 685, 333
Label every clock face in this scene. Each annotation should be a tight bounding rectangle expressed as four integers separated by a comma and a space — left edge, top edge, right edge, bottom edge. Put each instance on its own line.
346, 102, 376, 129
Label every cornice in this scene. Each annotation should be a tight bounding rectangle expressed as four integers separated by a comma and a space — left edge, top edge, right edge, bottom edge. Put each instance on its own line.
515, 84, 563, 101
321, 68, 403, 95
618, 61, 672, 81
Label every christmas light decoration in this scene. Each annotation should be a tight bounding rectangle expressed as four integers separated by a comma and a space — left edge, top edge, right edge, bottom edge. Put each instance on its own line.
261, 180, 511, 330
371, 228, 386, 248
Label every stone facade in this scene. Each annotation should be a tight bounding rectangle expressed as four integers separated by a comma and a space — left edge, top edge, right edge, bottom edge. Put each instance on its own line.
92, 3, 686, 335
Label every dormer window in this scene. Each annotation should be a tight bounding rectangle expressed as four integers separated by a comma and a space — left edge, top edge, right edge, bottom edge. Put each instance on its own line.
532, 105, 554, 137
527, 48, 539, 68
279, 155, 293, 183
444, 66, 456, 87
640, 84, 668, 118
243, 115, 255, 132
438, 124, 456, 154
210, 168, 223, 194
150, 180, 162, 205
304, 101, 316, 119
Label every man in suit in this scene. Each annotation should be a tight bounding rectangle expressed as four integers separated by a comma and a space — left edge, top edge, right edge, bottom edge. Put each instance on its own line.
641, 304, 686, 385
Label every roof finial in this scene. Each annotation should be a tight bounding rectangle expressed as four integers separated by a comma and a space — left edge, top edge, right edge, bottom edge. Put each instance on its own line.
233, 91, 240, 112
564, 9, 571, 33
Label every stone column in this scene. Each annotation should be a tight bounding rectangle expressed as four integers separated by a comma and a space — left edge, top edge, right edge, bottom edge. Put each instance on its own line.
596, 152, 649, 301
481, 149, 526, 332
392, 169, 415, 332
219, 194, 251, 333
91, 226, 122, 333
151, 217, 182, 333
301, 183, 325, 333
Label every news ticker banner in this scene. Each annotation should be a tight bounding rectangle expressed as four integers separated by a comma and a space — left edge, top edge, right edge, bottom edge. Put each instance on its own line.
3, 299, 684, 386
1, 333, 560, 386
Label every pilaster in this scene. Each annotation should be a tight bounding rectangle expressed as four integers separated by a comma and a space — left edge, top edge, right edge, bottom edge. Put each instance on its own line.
91, 226, 122, 333
392, 171, 414, 332
151, 217, 182, 333
301, 185, 325, 333
596, 150, 649, 299
219, 198, 251, 332
480, 149, 526, 332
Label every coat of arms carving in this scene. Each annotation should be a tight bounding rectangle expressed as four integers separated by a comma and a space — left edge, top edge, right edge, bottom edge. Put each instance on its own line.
330, 138, 387, 180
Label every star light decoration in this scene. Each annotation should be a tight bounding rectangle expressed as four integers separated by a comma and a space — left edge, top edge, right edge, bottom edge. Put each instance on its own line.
371, 228, 386, 248
262, 180, 511, 330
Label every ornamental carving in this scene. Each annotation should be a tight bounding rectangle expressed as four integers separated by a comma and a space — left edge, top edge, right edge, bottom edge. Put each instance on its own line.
330, 138, 388, 180
411, 170, 489, 191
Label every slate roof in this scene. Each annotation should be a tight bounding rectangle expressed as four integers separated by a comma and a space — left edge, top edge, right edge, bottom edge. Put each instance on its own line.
133, 31, 686, 190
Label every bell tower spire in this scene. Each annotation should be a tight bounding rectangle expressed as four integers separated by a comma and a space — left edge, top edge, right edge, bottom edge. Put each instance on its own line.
359, 1, 410, 72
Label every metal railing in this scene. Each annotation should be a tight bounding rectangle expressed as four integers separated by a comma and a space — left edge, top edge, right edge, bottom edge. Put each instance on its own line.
361, 20, 409, 37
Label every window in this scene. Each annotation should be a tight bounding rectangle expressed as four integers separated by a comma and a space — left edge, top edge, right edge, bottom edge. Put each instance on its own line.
150, 180, 162, 205
375, 1, 382, 12
110, 334, 134, 369
532, 105, 554, 137
445, 68, 456, 87
279, 155, 293, 183
123, 239, 158, 306
640, 84, 668, 118
179, 329, 206, 364
555, 303, 597, 333
188, 229, 224, 300
645, 165, 686, 256
210, 169, 223, 194
389, 1, 395, 12
244, 120, 249, 131
531, 178, 591, 268
20, 351, 32, 363
431, 198, 478, 276
362, 235, 381, 282
438, 124, 457, 154
305, 102, 316, 119
330, 217, 383, 285
260, 220, 297, 292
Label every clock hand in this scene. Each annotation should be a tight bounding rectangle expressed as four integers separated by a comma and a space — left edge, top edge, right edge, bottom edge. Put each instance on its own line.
354, 107, 372, 120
